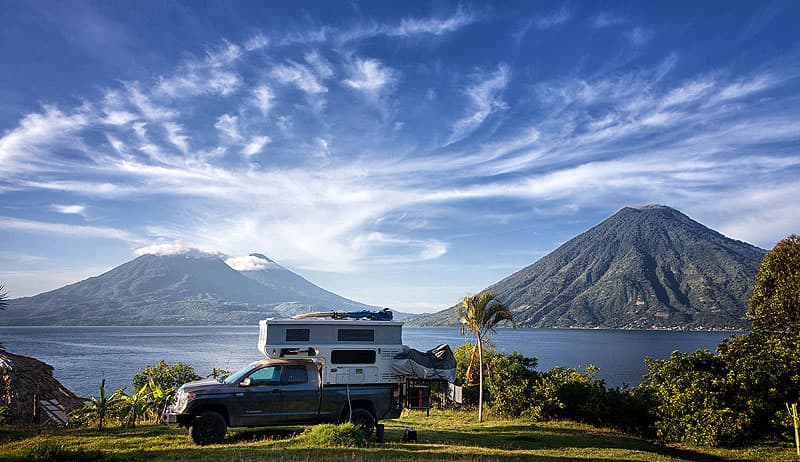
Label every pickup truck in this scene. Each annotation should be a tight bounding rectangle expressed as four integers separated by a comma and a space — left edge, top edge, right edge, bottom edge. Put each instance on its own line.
164, 358, 402, 445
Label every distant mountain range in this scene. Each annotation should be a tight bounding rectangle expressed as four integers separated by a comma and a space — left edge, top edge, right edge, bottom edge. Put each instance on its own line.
409, 205, 766, 330
0, 252, 412, 325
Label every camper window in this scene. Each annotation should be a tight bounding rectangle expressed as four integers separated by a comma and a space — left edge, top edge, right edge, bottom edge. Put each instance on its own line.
337, 329, 374, 342
331, 349, 376, 364
286, 328, 310, 342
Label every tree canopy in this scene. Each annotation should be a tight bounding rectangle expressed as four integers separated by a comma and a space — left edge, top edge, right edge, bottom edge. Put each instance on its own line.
747, 234, 800, 334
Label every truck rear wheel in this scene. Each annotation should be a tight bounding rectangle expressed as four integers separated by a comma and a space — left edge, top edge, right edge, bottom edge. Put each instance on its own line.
349, 408, 375, 437
189, 410, 227, 445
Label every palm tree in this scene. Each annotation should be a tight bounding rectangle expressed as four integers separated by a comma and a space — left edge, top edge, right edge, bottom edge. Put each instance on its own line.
0, 284, 7, 309
459, 291, 514, 422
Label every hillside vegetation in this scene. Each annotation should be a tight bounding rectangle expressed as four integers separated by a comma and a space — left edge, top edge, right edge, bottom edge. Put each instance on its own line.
413, 206, 765, 330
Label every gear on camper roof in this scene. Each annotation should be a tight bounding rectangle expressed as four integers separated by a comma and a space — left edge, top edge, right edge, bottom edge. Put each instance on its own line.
291, 307, 394, 321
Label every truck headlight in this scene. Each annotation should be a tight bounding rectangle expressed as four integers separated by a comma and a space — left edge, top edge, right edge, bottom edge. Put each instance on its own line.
174, 390, 190, 412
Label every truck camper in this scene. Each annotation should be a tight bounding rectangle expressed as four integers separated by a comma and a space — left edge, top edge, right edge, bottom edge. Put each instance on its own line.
166, 309, 457, 445
257, 310, 456, 385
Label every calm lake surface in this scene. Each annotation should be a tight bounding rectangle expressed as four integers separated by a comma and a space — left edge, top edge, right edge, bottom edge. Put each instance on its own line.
2, 326, 739, 397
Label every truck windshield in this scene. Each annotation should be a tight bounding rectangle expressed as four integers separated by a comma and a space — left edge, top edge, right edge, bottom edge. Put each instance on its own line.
223, 362, 259, 384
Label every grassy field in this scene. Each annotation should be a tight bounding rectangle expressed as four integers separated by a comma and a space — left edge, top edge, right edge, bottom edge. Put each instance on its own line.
0, 409, 796, 461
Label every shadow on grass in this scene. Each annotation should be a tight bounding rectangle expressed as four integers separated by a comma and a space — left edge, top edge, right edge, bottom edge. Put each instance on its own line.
226, 427, 302, 443
381, 422, 732, 462
92, 447, 662, 462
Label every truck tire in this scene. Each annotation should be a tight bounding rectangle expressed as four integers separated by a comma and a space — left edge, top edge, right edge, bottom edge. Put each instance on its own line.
189, 410, 227, 445
350, 408, 375, 437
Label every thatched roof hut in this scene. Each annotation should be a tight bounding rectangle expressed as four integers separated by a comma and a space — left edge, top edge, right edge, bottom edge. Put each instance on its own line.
0, 349, 84, 425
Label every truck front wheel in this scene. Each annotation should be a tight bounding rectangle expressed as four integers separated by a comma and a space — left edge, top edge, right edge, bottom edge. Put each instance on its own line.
350, 408, 375, 437
189, 410, 227, 445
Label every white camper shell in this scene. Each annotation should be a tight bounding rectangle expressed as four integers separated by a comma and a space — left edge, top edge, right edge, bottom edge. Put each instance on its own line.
257, 317, 456, 385
258, 318, 405, 385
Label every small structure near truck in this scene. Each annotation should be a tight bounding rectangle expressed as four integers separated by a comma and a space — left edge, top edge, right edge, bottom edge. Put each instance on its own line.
165, 309, 457, 445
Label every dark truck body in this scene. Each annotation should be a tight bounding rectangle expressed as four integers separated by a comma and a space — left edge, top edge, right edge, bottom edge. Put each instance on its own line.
165, 358, 401, 444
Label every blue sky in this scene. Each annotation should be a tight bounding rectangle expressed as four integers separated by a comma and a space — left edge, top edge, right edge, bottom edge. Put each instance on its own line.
1, 1, 799, 313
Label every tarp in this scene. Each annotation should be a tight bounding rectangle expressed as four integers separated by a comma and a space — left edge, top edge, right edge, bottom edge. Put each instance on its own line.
391, 344, 457, 382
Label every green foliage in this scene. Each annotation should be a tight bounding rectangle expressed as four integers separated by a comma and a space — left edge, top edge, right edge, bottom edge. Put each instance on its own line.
207, 368, 231, 381
0, 405, 10, 425
484, 352, 539, 419
294, 423, 367, 447
117, 385, 149, 428
3, 441, 115, 462
70, 380, 125, 430
453, 346, 651, 434
718, 332, 800, 438
642, 350, 745, 446
748, 234, 800, 334
640, 335, 800, 447
133, 360, 200, 391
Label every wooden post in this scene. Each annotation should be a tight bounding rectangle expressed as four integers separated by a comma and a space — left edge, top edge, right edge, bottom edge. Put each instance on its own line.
795, 403, 800, 457
33, 385, 39, 425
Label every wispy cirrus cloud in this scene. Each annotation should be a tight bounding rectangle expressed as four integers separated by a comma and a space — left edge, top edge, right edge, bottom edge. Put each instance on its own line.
0, 216, 141, 243
1, 17, 798, 279
447, 63, 510, 145
342, 58, 396, 94
534, 6, 573, 30
51, 204, 87, 215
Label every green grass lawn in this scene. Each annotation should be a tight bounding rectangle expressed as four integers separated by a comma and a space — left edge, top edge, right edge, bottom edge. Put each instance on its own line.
0, 409, 796, 461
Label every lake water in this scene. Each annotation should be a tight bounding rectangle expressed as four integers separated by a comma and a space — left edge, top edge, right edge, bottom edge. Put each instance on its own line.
1, 326, 739, 398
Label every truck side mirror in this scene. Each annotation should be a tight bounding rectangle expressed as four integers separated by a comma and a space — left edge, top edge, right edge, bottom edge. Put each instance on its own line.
239, 377, 252, 387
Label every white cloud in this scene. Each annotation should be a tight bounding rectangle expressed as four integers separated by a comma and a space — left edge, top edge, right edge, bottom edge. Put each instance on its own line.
133, 240, 222, 258
127, 84, 177, 120
214, 114, 242, 142
342, 58, 396, 93
391, 8, 476, 36
304, 50, 334, 79
714, 75, 773, 101
163, 121, 189, 153
534, 7, 572, 30
271, 61, 328, 95
244, 34, 269, 51
0, 216, 140, 242
350, 232, 448, 264
626, 27, 653, 46
592, 13, 626, 28
242, 136, 271, 157
225, 254, 276, 271
0, 105, 90, 175
203, 40, 242, 68
252, 85, 275, 117
447, 63, 510, 145
51, 204, 87, 215
103, 110, 137, 126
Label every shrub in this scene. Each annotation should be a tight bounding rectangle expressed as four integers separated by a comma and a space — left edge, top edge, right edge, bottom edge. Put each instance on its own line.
133, 360, 200, 391
642, 349, 748, 446
485, 352, 539, 419
294, 423, 367, 447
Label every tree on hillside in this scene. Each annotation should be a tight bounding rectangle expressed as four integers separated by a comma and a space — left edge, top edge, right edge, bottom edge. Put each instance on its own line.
748, 235, 800, 334
459, 292, 514, 422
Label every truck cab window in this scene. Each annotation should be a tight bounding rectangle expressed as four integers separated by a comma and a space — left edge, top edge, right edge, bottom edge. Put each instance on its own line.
249, 366, 281, 384
284, 365, 309, 384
